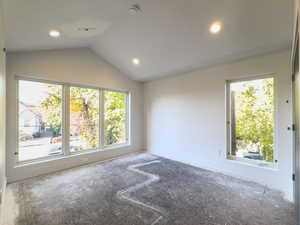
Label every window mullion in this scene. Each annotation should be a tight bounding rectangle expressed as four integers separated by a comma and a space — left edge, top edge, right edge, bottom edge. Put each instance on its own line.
63, 84, 71, 155
15, 80, 20, 164
99, 89, 105, 149
126, 93, 130, 144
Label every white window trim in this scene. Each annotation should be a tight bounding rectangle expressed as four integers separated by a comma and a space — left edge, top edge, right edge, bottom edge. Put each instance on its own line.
15, 76, 131, 165
225, 73, 278, 168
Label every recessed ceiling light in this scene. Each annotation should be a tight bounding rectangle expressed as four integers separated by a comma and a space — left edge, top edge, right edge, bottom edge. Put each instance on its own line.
129, 4, 141, 15
49, 30, 61, 38
210, 21, 222, 34
132, 58, 140, 65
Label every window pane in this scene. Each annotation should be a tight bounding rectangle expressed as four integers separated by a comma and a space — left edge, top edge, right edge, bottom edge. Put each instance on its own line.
229, 78, 275, 163
104, 91, 127, 146
18, 80, 63, 161
69, 87, 99, 152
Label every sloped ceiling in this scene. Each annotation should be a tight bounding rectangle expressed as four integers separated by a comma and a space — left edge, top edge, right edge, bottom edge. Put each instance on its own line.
3, 0, 294, 81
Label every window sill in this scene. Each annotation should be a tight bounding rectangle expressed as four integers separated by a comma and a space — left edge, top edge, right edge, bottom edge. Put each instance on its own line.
15, 143, 131, 168
103, 142, 130, 150
226, 156, 278, 171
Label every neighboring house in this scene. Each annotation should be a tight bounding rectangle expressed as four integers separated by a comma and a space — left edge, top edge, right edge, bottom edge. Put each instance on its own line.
19, 101, 44, 138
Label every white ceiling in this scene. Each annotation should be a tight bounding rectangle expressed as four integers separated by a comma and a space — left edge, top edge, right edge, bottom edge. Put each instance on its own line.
3, 0, 294, 81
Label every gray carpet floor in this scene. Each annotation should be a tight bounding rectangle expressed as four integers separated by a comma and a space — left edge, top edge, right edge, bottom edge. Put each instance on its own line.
3, 153, 296, 225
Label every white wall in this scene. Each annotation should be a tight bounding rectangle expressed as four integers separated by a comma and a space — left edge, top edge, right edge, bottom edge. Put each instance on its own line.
144, 50, 294, 201
0, 0, 6, 195
6, 47, 144, 183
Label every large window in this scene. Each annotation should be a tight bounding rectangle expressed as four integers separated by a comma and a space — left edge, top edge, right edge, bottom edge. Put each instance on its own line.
18, 80, 63, 161
226, 77, 275, 166
17, 78, 129, 163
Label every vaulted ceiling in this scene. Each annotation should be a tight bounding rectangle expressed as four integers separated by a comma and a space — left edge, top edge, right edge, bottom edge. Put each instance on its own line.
3, 0, 294, 81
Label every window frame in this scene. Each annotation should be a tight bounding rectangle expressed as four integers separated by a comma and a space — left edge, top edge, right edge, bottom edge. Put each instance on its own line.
16, 78, 65, 164
15, 76, 131, 165
225, 73, 278, 168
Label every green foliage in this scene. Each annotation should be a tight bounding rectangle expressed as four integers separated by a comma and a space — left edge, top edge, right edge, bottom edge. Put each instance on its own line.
41, 86, 126, 149
104, 91, 126, 145
235, 78, 274, 162
41, 85, 62, 136
70, 87, 99, 149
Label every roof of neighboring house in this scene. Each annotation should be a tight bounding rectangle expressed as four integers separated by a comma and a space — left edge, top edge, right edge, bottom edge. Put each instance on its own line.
19, 101, 42, 119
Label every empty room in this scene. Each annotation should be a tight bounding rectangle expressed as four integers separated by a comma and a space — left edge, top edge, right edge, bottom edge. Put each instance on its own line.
0, 0, 300, 225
